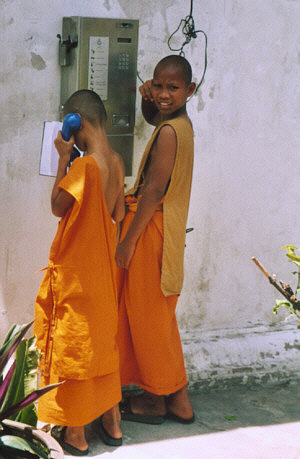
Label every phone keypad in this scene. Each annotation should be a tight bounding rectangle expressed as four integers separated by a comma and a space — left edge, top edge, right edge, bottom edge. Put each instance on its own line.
118, 53, 130, 70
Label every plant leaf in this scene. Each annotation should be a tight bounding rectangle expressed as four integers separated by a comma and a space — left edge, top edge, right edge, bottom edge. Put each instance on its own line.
1, 336, 41, 426
0, 361, 16, 410
0, 382, 62, 421
1, 339, 28, 421
273, 299, 300, 319
0, 434, 49, 458
15, 403, 38, 427
273, 300, 292, 315
0, 321, 33, 376
281, 245, 300, 253
23, 336, 41, 397
286, 253, 300, 267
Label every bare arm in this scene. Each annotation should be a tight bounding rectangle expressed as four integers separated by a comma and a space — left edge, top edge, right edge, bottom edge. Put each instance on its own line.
112, 182, 126, 223
51, 131, 75, 217
115, 125, 176, 269
110, 156, 125, 223
139, 80, 160, 126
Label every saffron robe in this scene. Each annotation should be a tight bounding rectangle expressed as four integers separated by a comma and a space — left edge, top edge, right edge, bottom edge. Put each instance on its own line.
34, 156, 121, 426
126, 116, 194, 296
117, 117, 194, 395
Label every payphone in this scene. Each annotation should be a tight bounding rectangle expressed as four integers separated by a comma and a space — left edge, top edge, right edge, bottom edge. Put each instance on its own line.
58, 17, 139, 175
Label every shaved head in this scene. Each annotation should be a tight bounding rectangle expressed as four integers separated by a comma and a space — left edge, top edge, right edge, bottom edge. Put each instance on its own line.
154, 55, 192, 86
63, 89, 107, 127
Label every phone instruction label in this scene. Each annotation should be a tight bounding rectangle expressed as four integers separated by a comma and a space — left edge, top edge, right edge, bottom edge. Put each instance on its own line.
88, 36, 109, 100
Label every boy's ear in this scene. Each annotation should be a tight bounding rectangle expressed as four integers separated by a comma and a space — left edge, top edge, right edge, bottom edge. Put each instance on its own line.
187, 82, 196, 97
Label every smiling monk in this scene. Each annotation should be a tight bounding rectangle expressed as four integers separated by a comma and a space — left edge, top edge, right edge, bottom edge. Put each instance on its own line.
115, 55, 196, 424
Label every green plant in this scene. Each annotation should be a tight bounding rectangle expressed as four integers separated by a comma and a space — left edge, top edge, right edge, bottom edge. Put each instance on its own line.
273, 245, 300, 321
0, 321, 61, 458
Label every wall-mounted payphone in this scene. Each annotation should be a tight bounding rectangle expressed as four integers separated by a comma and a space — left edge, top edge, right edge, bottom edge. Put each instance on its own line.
58, 17, 139, 176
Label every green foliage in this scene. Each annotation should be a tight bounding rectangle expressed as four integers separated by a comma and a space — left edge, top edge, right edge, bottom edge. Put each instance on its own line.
224, 415, 237, 421
0, 322, 62, 458
1, 336, 40, 425
273, 246, 300, 321
0, 435, 49, 458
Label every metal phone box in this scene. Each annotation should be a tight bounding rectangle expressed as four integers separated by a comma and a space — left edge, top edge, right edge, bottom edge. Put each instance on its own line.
59, 17, 139, 175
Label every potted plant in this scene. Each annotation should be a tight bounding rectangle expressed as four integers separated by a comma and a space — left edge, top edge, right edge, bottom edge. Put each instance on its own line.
0, 321, 64, 458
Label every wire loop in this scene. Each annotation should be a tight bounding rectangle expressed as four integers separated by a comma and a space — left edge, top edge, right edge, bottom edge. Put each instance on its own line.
167, 0, 208, 94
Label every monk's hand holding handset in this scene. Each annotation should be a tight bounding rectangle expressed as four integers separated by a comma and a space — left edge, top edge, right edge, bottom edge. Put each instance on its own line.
51, 131, 76, 218
54, 130, 75, 164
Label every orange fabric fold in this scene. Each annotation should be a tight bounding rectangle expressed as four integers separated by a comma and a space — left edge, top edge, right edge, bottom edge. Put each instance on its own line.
34, 156, 121, 425
117, 209, 187, 396
37, 371, 121, 427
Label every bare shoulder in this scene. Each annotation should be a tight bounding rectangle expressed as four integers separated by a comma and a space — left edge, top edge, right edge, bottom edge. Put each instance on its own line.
111, 149, 125, 176
158, 124, 176, 138
155, 124, 177, 152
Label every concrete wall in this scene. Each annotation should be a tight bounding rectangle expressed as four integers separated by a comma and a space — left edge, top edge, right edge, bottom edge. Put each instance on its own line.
1, 0, 299, 388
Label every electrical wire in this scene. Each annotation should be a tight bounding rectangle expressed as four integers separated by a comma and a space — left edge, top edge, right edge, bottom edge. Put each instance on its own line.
137, 0, 207, 95
137, 71, 144, 84
167, 0, 208, 94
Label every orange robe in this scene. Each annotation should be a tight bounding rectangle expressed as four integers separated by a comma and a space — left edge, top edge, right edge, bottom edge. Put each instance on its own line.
126, 117, 194, 295
117, 117, 193, 395
34, 156, 121, 426
117, 197, 188, 395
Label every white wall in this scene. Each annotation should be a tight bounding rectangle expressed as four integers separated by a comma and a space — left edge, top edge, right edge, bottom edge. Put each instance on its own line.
0, 0, 299, 387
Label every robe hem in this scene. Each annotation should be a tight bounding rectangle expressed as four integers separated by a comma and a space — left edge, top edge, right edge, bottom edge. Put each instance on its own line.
121, 377, 188, 396
37, 393, 122, 427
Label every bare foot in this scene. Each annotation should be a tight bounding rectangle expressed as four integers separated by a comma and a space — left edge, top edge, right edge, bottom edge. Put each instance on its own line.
129, 391, 167, 416
102, 404, 122, 439
64, 425, 88, 452
166, 386, 194, 420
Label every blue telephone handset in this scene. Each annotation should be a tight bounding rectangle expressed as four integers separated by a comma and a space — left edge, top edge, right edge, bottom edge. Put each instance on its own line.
61, 113, 82, 164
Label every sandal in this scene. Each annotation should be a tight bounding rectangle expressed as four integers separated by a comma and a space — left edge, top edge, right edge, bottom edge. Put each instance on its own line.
92, 415, 122, 447
51, 425, 89, 456
119, 398, 165, 425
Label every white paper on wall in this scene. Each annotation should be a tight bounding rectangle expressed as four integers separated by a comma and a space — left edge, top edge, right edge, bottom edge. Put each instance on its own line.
39, 121, 62, 177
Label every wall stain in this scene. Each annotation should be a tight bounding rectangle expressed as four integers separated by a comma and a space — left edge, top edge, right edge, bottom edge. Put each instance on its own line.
284, 341, 300, 351
209, 86, 215, 99
232, 367, 253, 374
260, 352, 274, 359
201, 347, 210, 356
30, 52, 46, 71
103, 0, 111, 10
134, 118, 146, 140
197, 90, 205, 111
197, 277, 210, 293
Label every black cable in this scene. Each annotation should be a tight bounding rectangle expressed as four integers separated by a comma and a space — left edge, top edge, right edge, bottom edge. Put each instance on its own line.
137, 71, 144, 84
167, 0, 208, 94
137, 0, 207, 95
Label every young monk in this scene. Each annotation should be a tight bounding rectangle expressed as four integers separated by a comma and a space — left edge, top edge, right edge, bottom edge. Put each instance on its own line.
34, 89, 124, 455
115, 55, 196, 424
